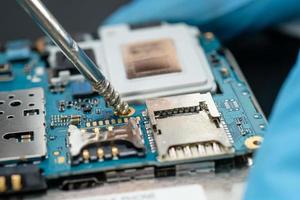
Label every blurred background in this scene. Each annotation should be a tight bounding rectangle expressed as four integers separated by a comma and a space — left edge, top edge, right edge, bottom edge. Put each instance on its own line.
0, 0, 299, 117
0, 0, 129, 42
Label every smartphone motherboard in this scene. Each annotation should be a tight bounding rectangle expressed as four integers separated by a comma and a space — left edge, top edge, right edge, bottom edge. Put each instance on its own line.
0, 23, 266, 195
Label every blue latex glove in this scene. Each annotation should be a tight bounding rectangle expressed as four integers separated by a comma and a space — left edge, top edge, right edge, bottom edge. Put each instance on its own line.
105, 0, 300, 39
245, 52, 300, 200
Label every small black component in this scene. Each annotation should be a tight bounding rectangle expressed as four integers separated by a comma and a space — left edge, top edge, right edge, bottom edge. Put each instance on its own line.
92, 98, 99, 106
0, 63, 13, 82
83, 105, 92, 113
66, 101, 73, 108
49, 84, 65, 93
95, 108, 101, 115
216, 47, 226, 56
106, 167, 154, 183
155, 166, 176, 178
0, 165, 47, 195
235, 117, 251, 136
210, 53, 220, 65
24, 109, 40, 116
58, 100, 65, 112
53, 49, 96, 77
58, 173, 105, 190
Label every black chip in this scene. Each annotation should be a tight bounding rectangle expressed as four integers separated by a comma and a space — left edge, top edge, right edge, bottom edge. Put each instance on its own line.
53, 49, 96, 77
83, 105, 92, 113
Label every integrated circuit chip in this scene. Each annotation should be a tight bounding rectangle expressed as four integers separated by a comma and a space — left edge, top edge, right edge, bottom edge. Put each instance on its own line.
146, 93, 234, 161
53, 49, 96, 77
48, 48, 100, 85
122, 38, 181, 79
99, 23, 216, 101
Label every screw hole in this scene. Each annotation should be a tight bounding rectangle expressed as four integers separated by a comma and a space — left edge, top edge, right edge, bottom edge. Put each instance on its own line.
157, 129, 162, 135
0, 111, 4, 115
253, 140, 261, 146
7, 115, 14, 119
10, 100, 22, 107
8, 95, 14, 99
28, 93, 34, 97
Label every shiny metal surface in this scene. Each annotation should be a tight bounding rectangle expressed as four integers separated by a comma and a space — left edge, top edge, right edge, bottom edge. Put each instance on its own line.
0, 88, 47, 162
68, 118, 144, 157
146, 93, 233, 161
17, 0, 129, 115
93, 80, 129, 115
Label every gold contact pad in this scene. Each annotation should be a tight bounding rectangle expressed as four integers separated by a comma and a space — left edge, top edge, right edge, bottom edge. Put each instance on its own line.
122, 38, 181, 79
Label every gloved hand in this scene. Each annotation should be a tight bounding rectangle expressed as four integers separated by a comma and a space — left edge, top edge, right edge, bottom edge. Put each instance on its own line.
105, 0, 300, 40
244, 52, 300, 200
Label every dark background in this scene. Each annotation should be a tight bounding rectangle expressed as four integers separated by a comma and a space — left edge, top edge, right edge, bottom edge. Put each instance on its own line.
0, 0, 129, 42
1, 0, 299, 117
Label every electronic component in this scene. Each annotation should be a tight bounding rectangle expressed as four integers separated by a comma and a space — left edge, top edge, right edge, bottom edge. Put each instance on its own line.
0, 165, 47, 195
49, 49, 97, 85
50, 115, 81, 128
0, 63, 13, 82
46, 39, 110, 105
70, 115, 81, 125
0, 23, 267, 195
146, 93, 234, 161
55, 49, 96, 73
97, 23, 216, 101
82, 105, 92, 113
0, 88, 47, 163
5, 40, 31, 62
122, 38, 181, 79
49, 83, 65, 93
70, 81, 95, 98
55, 98, 99, 114
68, 118, 145, 164
235, 117, 252, 136
224, 99, 240, 111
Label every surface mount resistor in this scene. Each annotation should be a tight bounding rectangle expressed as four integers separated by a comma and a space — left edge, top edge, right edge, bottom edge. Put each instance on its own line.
58, 100, 65, 112
70, 115, 81, 125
